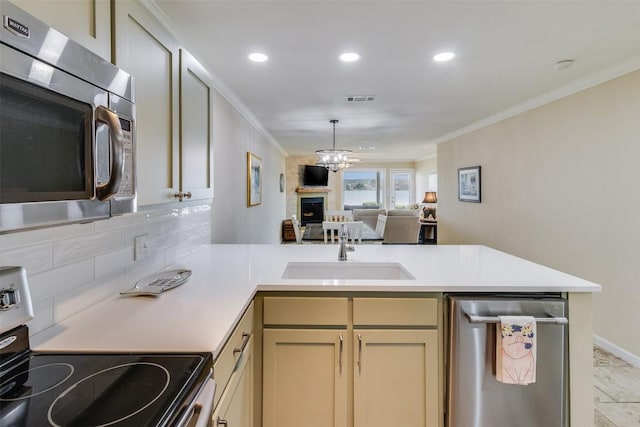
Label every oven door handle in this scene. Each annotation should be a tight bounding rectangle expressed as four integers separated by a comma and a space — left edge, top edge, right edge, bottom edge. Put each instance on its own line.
177, 377, 216, 427
95, 105, 125, 201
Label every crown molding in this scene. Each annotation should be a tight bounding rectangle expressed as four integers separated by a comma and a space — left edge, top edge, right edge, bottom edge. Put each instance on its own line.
429, 55, 640, 146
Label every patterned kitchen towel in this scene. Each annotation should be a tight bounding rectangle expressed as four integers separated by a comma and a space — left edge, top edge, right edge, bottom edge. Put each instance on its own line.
496, 316, 537, 385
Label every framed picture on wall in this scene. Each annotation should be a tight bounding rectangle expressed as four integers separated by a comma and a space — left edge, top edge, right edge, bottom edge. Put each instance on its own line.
458, 166, 481, 203
247, 152, 262, 207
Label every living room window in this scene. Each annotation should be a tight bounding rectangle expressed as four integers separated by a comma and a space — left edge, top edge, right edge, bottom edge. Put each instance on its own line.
342, 169, 385, 209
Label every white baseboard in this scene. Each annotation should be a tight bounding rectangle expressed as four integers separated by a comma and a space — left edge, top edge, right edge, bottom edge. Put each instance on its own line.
593, 335, 640, 368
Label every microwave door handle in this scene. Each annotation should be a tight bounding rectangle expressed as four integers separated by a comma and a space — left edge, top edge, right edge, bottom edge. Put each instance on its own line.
95, 105, 125, 201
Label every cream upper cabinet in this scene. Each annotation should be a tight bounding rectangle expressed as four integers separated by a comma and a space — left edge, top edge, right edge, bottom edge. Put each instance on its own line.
11, 0, 111, 60
353, 329, 439, 427
178, 50, 214, 201
113, 1, 213, 206
113, 0, 179, 206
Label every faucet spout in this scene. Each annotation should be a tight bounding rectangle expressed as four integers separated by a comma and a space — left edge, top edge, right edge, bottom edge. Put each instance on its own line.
337, 223, 355, 261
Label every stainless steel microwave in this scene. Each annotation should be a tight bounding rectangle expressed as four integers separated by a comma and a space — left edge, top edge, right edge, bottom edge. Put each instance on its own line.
0, 2, 135, 233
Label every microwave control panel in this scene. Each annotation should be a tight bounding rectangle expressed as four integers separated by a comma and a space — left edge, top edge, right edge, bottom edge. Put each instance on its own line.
117, 117, 134, 199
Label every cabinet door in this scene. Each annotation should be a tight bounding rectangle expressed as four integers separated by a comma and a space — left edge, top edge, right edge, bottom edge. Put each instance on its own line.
212, 337, 253, 427
263, 329, 348, 427
113, 1, 180, 206
11, 0, 111, 60
179, 50, 213, 201
353, 330, 439, 427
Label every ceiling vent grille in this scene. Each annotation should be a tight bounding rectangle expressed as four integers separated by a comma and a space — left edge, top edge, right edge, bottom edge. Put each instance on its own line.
346, 95, 376, 103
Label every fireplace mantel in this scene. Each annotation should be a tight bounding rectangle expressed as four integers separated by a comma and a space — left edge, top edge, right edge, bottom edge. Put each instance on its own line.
296, 187, 331, 193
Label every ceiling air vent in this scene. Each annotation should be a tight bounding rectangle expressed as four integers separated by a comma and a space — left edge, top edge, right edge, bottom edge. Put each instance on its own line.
346, 95, 376, 103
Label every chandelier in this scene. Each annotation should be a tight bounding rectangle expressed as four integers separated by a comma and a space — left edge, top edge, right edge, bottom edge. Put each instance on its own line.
316, 119, 353, 172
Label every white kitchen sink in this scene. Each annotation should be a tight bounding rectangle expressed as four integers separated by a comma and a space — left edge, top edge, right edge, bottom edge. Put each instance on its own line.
281, 262, 415, 280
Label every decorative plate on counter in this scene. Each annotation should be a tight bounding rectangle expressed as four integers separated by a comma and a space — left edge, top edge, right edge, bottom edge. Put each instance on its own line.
120, 269, 192, 297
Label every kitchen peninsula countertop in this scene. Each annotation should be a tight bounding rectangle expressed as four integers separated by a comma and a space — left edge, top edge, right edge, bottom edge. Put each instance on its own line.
31, 244, 600, 355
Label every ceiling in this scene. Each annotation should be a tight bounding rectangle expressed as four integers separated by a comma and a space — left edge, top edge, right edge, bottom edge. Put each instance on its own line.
154, 0, 640, 161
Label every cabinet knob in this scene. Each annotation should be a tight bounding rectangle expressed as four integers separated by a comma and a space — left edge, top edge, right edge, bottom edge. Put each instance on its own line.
217, 418, 228, 426
173, 191, 192, 202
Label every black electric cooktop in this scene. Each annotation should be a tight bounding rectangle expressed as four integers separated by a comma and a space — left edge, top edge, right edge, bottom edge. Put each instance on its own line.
0, 328, 212, 427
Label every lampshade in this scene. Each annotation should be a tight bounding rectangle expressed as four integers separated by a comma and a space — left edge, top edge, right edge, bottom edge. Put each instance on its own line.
422, 191, 437, 203
316, 119, 353, 173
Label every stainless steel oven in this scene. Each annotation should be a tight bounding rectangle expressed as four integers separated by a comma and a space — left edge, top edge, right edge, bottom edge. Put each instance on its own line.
0, 2, 135, 233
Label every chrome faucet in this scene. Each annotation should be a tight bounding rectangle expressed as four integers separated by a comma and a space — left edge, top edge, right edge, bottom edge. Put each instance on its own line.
337, 223, 355, 261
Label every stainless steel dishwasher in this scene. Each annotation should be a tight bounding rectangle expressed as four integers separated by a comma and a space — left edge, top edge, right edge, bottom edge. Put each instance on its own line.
447, 294, 568, 427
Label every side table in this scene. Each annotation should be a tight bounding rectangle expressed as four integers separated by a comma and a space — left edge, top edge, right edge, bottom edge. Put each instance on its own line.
419, 221, 437, 244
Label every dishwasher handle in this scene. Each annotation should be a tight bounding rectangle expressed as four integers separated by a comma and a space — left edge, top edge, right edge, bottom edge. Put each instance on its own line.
465, 312, 568, 325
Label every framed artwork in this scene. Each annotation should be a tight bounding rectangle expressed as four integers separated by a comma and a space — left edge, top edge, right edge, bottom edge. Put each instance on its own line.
458, 166, 481, 203
247, 152, 262, 206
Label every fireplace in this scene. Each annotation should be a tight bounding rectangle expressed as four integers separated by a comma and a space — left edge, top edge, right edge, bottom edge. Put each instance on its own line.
300, 197, 324, 225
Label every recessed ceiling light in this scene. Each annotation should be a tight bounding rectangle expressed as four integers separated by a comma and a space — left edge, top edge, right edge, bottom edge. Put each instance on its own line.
339, 52, 360, 62
358, 146, 376, 150
248, 53, 268, 62
433, 52, 455, 62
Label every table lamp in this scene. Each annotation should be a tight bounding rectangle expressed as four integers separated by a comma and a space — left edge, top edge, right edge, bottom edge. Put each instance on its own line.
421, 192, 437, 221
422, 191, 437, 204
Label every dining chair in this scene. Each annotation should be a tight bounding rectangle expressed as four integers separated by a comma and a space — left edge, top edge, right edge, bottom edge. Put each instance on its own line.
291, 215, 302, 244
324, 210, 354, 223
322, 220, 363, 244
375, 214, 387, 239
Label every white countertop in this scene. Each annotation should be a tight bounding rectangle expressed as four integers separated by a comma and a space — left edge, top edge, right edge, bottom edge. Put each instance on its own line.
31, 244, 600, 355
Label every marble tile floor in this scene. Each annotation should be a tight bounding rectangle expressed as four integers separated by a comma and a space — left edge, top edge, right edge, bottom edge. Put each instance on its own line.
594, 346, 640, 427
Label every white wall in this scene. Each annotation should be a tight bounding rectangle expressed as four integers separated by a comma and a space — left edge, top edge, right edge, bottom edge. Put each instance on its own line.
211, 91, 286, 243
437, 70, 640, 358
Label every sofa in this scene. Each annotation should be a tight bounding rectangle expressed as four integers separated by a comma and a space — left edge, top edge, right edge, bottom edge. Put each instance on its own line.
352, 208, 386, 230
353, 208, 421, 244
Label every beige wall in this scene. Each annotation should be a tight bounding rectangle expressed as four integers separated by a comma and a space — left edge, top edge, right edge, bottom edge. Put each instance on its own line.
415, 157, 438, 201
437, 70, 640, 357
211, 91, 286, 243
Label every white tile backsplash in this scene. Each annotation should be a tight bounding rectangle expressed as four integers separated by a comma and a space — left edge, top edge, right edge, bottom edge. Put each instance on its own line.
28, 299, 54, 335
0, 222, 96, 250
53, 229, 125, 267
1, 203, 212, 337
29, 259, 95, 303
95, 246, 134, 279
53, 272, 125, 323
0, 242, 53, 274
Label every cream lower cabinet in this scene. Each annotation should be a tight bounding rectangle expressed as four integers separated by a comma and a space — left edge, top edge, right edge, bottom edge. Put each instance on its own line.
212, 302, 255, 427
263, 329, 348, 427
353, 329, 438, 427
262, 296, 441, 427
212, 336, 254, 427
